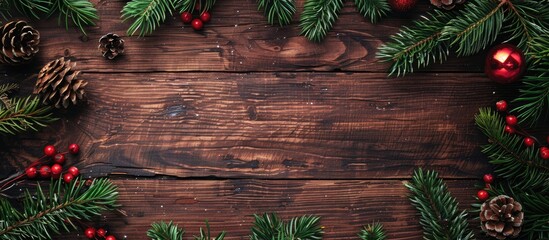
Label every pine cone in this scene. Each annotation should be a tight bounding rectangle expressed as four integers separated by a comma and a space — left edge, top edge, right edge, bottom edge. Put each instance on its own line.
0, 20, 40, 65
33, 57, 87, 109
98, 33, 125, 59
430, 0, 466, 10
480, 195, 524, 240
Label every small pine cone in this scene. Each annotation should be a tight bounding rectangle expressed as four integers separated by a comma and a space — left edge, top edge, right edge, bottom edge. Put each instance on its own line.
33, 57, 88, 108
0, 20, 40, 65
480, 195, 524, 240
98, 33, 125, 59
430, 0, 466, 10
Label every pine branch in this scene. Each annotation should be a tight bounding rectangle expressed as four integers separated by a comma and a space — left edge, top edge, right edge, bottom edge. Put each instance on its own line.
0, 0, 50, 19
354, 0, 390, 23
358, 222, 386, 240
250, 213, 323, 240
442, 0, 504, 56
513, 61, 549, 124
0, 83, 18, 96
178, 0, 215, 14
147, 221, 185, 240
0, 96, 57, 135
257, 0, 296, 26
502, 0, 549, 54
376, 10, 454, 76
49, 0, 98, 35
194, 220, 226, 240
405, 168, 474, 240
0, 83, 18, 110
122, 0, 177, 37
475, 108, 549, 191
0, 178, 118, 240
299, 0, 343, 42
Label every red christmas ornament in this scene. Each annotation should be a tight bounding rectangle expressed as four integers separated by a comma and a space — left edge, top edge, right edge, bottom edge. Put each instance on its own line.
388, 0, 418, 12
51, 164, 63, 175
540, 147, 549, 160
191, 18, 203, 30
84, 227, 96, 239
43, 145, 56, 157
180, 12, 193, 23
495, 100, 508, 112
97, 228, 107, 238
63, 173, 74, 183
200, 12, 211, 23
68, 166, 80, 177
25, 167, 37, 178
68, 143, 80, 155
483, 174, 494, 184
485, 44, 526, 84
54, 153, 66, 164
524, 137, 535, 147
106, 235, 116, 240
505, 115, 518, 126
39, 165, 51, 178
477, 189, 489, 201
504, 125, 514, 134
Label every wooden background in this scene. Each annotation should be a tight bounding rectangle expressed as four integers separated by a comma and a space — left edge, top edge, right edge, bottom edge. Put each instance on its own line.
0, 0, 516, 239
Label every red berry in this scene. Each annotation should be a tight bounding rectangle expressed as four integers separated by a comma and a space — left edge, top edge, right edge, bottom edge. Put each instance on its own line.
43, 145, 56, 157
68, 143, 80, 155
200, 12, 211, 23
180, 11, 193, 23
191, 18, 203, 30
96, 228, 107, 238
105, 235, 116, 240
68, 166, 80, 176
25, 167, 37, 178
84, 227, 95, 239
540, 147, 549, 159
39, 166, 51, 178
505, 115, 518, 126
51, 164, 63, 175
388, 0, 418, 12
63, 173, 74, 183
483, 174, 494, 184
54, 153, 66, 164
524, 137, 535, 147
504, 125, 515, 134
477, 190, 489, 201
495, 100, 508, 112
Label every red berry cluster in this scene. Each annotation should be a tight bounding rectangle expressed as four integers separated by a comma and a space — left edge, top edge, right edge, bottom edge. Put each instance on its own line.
25, 144, 81, 184
477, 173, 494, 202
496, 100, 549, 160
84, 227, 116, 240
180, 11, 211, 31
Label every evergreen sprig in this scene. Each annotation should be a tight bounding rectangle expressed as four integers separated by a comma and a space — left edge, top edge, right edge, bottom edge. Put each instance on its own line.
0, 0, 50, 19
179, 0, 216, 14
354, 0, 390, 24
48, 0, 98, 35
0, 177, 118, 240
0, 96, 57, 135
358, 222, 386, 240
250, 213, 323, 240
194, 220, 226, 240
122, 0, 178, 36
475, 108, 549, 191
299, 0, 343, 42
0, 83, 18, 110
147, 221, 226, 240
405, 168, 474, 240
513, 60, 549, 124
257, 0, 296, 26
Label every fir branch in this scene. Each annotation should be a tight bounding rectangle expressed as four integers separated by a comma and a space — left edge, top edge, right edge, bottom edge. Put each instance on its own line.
0, 178, 118, 240
194, 220, 226, 240
0, 83, 18, 110
49, 0, 98, 35
0, 83, 18, 96
0, 0, 50, 19
0, 96, 57, 135
475, 108, 549, 191
147, 221, 185, 240
405, 168, 474, 240
502, 0, 549, 54
513, 60, 549, 124
250, 213, 323, 240
376, 10, 454, 76
122, 0, 177, 36
358, 222, 386, 240
299, 0, 343, 42
442, 0, 504, 56
354, 0, 389, 24
257, 0, 296, 26
178, 0, 215, 14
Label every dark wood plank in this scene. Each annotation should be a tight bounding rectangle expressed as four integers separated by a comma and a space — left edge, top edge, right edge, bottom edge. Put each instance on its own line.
0, 0, 484, 74
1, 72, 499, 179
53, 179, 481, 240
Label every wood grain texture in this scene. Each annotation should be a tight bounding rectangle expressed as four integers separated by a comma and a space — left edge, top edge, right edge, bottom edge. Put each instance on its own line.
1, 72, 499, 179
53, 179, 480, 240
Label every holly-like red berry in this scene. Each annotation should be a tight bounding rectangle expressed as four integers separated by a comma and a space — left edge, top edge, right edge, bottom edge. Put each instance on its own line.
477, 189, 489, 201
63, 173, 74, 183
68, 166, 80, 176
505, 115, 518, 126
540, 147, 549, 160
25, 167, 37, 178
504, 125, 515, 134
191, 18, 203, 30
68, 143, 80, 155
43, 145, 56, 157
105, 235, 116, 240
200, 12, 211, 23
84, 227, 96, 239
483, 174, 494, 184
495, 100, 508, 112
524, 137, 535, 147
39, 166, 51, 178
54, 153, 66, 164
180, 11, 193, 23
96, 228, 107, 238
51, 164, 63, 175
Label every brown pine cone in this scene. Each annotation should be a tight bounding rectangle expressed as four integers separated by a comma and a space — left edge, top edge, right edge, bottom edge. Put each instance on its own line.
33, 57, 87, 109
0, 20, 40, 65
480, 195, 524, 240
430, 0, 466, 10
98, 33, 125, 59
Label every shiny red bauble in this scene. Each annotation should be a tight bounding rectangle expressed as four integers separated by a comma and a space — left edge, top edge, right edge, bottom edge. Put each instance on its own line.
524, 137, 535, 147
105, 235, 117, 240
84, 227, 96, 239
483, 174, 493, 184
180, 12, 193, 23
39, 166, 51, 178
191, 18, 203, 30
51, 164, 63, 175
505, 115, 518, 126
68, 143, 80, 155
68, 166, 80, 177
477, 190, 489, 201
54, 153, 66, 164
43, 145, 56, 157
63, 173, 74, 183
485, 44, 526, 84
26, 167, 37, 178
200, 12, 211, 23
388, 0, 418, 12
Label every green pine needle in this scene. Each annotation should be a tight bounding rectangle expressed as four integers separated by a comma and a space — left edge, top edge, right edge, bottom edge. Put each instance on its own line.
0, 178, 118, 240
502, 0, 549, 53
299, 0, 343, 42
0, 0, 50, 19
179, 0, 215, 14
122, 0, 177, 36
250, 213, 323, 240
50, 0, 98, 35
354, 0, 390, 23
405, 168, 474, 240
0, 96, 57, 135
257, 0, 296, 26
194, 220, 226, 240
358, 222, 386, 240
147, 221, 185, 240
513, 61, 549, 125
